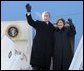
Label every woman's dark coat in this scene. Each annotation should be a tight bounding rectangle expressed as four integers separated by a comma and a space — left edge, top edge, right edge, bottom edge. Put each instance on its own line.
53, 24, 76, 70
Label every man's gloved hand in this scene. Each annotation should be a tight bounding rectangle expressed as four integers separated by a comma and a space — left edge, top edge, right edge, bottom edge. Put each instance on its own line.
25, 4, 31, 12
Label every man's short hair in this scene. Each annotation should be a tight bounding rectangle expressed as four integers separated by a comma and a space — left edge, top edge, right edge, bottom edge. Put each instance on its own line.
42, 11, 50, 20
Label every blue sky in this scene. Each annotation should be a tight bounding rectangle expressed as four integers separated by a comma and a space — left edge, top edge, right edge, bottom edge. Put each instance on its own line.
1, 1, 83, 50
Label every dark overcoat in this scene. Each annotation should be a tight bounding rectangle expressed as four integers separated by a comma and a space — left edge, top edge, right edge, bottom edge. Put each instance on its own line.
53, 24, 76, 70
26, 14, 55, 69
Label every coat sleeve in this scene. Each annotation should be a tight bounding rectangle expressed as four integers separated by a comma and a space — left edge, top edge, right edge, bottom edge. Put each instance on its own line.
67, 24, 76, 36
26, 14, 40, 29
67, 24, 76, 53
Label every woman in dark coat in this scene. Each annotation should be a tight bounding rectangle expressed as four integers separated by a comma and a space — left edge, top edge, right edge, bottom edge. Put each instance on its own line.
25, 4, 55, 70
53, 18, 76, 70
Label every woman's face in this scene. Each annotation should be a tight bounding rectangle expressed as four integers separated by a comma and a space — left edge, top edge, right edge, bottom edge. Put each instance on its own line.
57, 20, 64, 29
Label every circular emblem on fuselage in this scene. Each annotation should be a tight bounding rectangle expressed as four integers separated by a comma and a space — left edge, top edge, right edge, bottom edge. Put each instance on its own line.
8, 27, 18, 38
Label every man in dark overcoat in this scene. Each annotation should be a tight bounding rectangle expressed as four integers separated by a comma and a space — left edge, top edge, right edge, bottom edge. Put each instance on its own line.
25, 4, 55, 70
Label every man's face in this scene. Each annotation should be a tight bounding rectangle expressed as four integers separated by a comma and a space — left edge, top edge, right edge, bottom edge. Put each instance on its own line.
43, 13, 50, 22
57, 20, 64, 29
